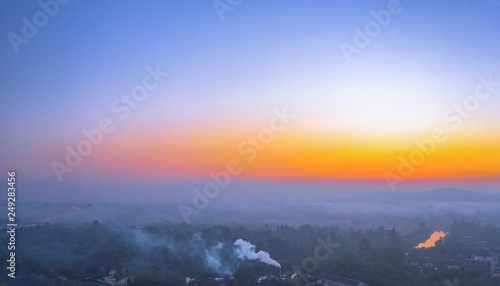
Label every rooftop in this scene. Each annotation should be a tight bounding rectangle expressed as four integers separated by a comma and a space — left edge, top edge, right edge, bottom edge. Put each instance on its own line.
317, 272, 366, 286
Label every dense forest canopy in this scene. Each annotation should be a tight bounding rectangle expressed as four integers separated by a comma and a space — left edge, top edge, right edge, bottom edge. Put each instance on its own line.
1, 219, 499, 286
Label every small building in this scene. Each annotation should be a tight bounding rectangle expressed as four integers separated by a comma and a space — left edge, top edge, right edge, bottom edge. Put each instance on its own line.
316, 272, 368, 286
405, 254, 466, 269
465, 255, 494, 276
405, 254, 445, 267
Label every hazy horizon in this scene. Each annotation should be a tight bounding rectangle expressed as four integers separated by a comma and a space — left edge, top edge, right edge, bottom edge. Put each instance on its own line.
8, 178, 498, 204
2, 0, 500, 205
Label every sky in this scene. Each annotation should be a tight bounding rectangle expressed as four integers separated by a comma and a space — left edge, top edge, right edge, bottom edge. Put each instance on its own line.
1, 0, 500, 202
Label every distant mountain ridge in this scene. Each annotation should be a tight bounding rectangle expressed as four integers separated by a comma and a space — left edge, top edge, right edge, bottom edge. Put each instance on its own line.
351, 188, 500, 202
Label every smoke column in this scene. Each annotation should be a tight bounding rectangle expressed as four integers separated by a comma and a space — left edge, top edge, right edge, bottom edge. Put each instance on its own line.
234, 239, 281, 268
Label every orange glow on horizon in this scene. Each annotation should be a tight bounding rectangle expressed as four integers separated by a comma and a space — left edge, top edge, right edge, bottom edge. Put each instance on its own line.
76, 126, 500, 180
415, 231, 446, 249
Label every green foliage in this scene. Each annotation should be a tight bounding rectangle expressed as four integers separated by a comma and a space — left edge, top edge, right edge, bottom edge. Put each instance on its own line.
0, 220, 499, 285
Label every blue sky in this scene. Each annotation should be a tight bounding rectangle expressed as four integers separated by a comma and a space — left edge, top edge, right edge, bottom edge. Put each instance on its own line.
1, 0, 500, 201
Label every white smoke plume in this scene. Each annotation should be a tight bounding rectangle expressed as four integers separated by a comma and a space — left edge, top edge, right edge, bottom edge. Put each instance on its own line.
234, 239, 281, 268
205, 242, 234, 275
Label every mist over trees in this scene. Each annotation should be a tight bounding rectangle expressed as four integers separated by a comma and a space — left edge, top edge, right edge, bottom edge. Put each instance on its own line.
1, 216, 499, 286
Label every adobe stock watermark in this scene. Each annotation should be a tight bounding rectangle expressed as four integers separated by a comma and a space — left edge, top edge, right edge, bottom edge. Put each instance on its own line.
385, 74, 500, 191
179, 107, 296, 223
7, 0, 70, 54
282, 233, 340, 283
213, 0, 243, 21
339, 0, 407, 63
51, 65, 169, 182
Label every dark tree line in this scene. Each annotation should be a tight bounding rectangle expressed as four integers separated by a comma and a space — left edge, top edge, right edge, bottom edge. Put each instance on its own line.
0, 220, 499, 285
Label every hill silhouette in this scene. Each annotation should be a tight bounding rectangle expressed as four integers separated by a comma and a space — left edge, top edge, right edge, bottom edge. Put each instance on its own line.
351, 188, 500, 202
